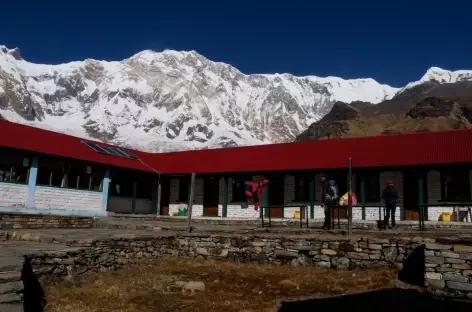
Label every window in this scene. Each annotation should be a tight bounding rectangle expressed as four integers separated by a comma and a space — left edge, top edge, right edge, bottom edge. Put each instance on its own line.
109, 167, 135, 198
232, 178, 247, 202
329, 172, 347, 196
0, 147, 31, 184
37, 156, 106, 192
135, 171, 153, 200
441, 169, 471, 201
294, 176, 310, 201
178, 177, 189, 202
357, 171, 380, 202
109, 168, 154, 199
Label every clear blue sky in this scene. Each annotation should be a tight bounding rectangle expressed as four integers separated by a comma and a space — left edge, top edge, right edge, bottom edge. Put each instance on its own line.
1, 0, 471, 87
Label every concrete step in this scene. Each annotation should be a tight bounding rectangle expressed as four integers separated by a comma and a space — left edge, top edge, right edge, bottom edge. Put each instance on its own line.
0, 303, 23, 312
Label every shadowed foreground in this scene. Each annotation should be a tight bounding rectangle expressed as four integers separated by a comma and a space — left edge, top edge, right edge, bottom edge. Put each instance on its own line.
279, 288, 472, 312
43, 258, 399, 312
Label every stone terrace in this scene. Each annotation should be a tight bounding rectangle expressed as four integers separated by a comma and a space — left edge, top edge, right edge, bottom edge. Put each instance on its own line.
1, 218, 472, 309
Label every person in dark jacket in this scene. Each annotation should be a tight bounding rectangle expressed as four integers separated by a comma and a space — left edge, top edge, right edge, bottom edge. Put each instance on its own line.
320, 175, 333, 230
382, 180, 398, 228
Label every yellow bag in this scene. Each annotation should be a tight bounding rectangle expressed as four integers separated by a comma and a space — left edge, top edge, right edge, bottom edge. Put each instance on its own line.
339, 192, 358, 206
440, 212, 451, 222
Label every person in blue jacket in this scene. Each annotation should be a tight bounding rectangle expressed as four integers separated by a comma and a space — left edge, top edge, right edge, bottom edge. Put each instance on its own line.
382, 180, 398, 229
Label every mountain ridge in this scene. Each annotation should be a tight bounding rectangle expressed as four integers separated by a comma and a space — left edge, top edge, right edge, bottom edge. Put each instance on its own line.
1, 44, 471, 151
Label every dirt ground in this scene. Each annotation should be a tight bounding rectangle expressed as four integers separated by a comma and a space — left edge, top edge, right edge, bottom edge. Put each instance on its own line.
43, 258, 400, 312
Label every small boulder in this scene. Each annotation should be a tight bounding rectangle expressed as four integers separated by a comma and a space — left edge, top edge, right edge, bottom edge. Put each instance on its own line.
279, 279, 299, 290
174, 281, 206, 294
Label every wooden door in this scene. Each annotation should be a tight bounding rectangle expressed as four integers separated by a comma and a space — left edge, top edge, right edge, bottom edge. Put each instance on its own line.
203, 177, 219, 216
403, 170, 427, 221
160, 178, 170, 216
333, 207, 347, 219
268, 175, 285, 218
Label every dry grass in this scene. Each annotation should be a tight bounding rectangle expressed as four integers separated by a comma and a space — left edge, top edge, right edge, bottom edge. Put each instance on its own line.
44, 259, 398, 312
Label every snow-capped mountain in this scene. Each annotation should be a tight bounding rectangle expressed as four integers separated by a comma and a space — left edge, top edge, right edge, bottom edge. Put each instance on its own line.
398, 67, 472, 94
0, 45, 438, 152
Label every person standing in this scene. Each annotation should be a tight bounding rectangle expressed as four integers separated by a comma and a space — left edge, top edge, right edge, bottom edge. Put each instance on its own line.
320, 175, 334, 230
382, 180, 398, 229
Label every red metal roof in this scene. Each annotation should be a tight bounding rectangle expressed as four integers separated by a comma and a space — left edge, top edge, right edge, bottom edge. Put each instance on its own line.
1, 120, 472, 174
0, 121, 156, 173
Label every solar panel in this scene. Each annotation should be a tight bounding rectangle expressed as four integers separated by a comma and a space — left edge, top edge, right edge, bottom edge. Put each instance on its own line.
112, 148, 130, 158
116, 148, 138, 159
100, 146, 122, 157
82, 141, 106, 153
81, 141, 138, 160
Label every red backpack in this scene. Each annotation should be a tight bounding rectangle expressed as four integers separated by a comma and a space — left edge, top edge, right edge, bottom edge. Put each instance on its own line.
244, 180, 269, 211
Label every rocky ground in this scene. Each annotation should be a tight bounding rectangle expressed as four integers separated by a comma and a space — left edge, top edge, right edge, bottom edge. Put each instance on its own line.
43, 258, 398, 312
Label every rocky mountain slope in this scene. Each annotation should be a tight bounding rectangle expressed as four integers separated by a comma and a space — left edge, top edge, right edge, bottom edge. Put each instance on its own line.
296, 68, 472, 141
0, 45, 399, 152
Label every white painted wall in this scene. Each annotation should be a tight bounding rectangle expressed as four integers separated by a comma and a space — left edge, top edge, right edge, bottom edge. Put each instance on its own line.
0, 182, 28, 208
169, 177, 204, 217
426, 170, 448, 221
225, 177, 260, 218
34, 186, 102, 212
426, 170, 472, 222
163, 170, 472, 222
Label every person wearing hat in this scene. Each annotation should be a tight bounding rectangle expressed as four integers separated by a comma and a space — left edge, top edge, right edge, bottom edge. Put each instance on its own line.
382, 180, 398, 229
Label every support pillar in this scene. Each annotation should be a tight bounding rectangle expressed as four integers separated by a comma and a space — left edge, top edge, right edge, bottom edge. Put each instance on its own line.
131, 181, 137, 214
100, 167, 110, 215
27, 156, 39, 208
360, 172, 366, 220
157, 183, 162, 215
263, 179, 269, 218
309, 175, 315, 219
222, 176, 229, 217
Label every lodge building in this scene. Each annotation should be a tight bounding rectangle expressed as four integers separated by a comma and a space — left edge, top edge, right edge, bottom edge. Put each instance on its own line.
1, 120, 471, 223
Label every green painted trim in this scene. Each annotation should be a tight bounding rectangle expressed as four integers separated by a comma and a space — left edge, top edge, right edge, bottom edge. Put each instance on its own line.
223, 177, 229, 217
309, 176, 315, 219
131, 181, 137, 213
187, 175, 191, 207
360, 173, 366, 220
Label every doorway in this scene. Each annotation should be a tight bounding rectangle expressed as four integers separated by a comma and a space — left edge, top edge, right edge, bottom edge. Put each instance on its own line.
268, 174, 285, 218
330, 171, 348, 219
203, 177, 219, 216
403, 170, 427, 221
159, 178, 170, 215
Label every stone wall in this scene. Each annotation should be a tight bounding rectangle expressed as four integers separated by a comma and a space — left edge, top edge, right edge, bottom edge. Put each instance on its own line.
26, 234, 429, 280
0, 183, 28, 208
35, 186, 102, 212
424, 242, 472, 298
0, 213, 93, 229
